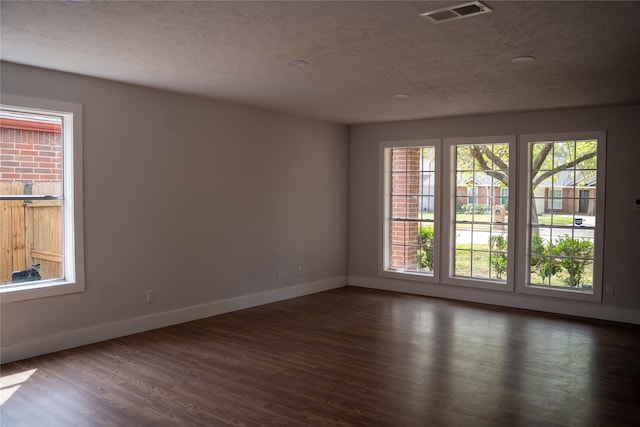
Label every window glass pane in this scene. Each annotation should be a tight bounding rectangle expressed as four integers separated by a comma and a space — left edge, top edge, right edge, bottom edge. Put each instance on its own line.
386, 145, 436, 275
453, 143, 509, 282
1, 110, 64, 285
528, 139, 598, 292
417, 222, 435, 273
531, 142, 554, 171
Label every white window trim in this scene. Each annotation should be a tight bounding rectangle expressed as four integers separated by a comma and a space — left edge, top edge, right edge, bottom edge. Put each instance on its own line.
379, 139, 441, 283
0, 94, 84, 303
442, 135, 516, 292
516, 131, 606, 303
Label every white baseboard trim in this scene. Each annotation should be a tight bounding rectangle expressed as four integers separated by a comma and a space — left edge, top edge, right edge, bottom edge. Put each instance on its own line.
349, 275, 640, 325
1, 276, 346, 363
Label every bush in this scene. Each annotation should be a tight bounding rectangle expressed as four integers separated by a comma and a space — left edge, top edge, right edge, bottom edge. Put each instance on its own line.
530, 234, 594, 287
489, 234, 507, 279
530, 234, 560, 280
552, 235, 594, 287
418, 226, 435, 271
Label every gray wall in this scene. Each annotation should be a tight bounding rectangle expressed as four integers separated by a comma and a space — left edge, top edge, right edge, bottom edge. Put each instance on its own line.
2, 60, 638, 362
1, 62, 349, 355
349, 105, 640, 323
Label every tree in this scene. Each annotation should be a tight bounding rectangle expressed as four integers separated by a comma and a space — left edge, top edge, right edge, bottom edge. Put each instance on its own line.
458, 141, 597, 227
528, 140, 597, 227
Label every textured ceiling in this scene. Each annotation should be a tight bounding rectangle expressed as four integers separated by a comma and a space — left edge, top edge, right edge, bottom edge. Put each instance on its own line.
1, 1, 640, 124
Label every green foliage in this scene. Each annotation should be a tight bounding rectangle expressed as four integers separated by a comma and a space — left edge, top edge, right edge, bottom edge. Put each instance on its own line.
530, 234, 594, 287
530, 234, 560, 280
552, 235, 594, 287
489, 234, 507, 279
418, 226, 435, 271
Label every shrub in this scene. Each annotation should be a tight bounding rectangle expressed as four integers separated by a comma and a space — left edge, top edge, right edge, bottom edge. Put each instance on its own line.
530, 233, 560, 280
418, 226, 435, 271
530, 234, 594, 287
489, 234, 507, 279
552, 235, 594, 287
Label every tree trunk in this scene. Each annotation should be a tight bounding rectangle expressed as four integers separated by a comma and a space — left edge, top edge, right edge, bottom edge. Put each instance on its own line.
530, 203, 540, 236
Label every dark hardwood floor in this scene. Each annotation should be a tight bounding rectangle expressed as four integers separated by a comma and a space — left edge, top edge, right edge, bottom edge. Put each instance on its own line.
2, 287, 639, 426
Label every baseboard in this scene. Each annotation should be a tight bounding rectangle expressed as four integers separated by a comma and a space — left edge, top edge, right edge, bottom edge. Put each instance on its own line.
1, 276, 346, 363
349, 275, 640, 325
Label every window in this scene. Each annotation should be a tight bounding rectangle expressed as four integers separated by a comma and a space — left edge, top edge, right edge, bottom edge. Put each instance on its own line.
500, 187, 509, 205
380, 139, 440, 280
380, 132, 605, 302
547, 189, 563, 211
467, 186, 478, 204
443, 136, 515, 290
518, 132, 605, 301
0, 95, 84, 302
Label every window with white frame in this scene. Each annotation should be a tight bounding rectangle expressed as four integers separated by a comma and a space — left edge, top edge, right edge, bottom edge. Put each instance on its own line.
381, 140, 439, 278
0, 95, 84, 302
445, 137, 514, 286
518, 132, 605, 301
380, 132, 605, 302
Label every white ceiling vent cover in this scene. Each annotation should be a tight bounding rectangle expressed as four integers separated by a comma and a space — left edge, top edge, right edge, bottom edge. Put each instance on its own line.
420, 1, 492, 23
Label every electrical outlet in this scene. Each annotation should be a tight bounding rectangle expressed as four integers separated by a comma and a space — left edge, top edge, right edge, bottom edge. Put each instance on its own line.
277, 268, 283, 280
605, 284, 614, 295
297, 266, 303, 277
146, 289, 154, 303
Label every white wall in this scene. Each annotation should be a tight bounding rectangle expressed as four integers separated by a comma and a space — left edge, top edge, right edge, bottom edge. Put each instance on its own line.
349, 105, 640, 324
1, 62, 349, 361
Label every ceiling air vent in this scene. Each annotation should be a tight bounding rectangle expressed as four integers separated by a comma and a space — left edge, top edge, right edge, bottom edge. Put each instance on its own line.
420, 1, 492, 23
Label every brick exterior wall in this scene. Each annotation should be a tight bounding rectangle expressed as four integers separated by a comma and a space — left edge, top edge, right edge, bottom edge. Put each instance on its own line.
0, 121, 63, 184
390, 148, 421, 270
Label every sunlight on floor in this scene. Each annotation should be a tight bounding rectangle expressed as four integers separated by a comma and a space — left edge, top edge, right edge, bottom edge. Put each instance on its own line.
0, 369, 37, 405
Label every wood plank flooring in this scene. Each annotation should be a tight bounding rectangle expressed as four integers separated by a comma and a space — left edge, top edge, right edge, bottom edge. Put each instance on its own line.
2, 287, 640, 426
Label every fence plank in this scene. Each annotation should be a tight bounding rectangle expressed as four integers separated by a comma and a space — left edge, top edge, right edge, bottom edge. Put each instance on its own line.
0, 182, 63, 284
1, 200, 13, 283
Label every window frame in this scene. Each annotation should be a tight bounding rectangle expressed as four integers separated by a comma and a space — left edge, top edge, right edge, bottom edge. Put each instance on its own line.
442, 135, 517, 291
516, 131, 606, 302
0, 94, 84, 303
379, 139, 441, 283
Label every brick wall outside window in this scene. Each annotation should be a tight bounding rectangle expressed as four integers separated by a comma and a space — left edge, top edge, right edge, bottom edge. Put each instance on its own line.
390, 147, 421, 270
1, 123, 63, 184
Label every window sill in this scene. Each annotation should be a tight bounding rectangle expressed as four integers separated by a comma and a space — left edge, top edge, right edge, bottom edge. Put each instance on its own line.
379, 269, 438, 283
0, 280, 84, 303
517, 283, 601, 303
444, 276, 513, 292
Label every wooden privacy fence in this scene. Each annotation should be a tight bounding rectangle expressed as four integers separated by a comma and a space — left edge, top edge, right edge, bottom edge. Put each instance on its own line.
0, 182, 63, 284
